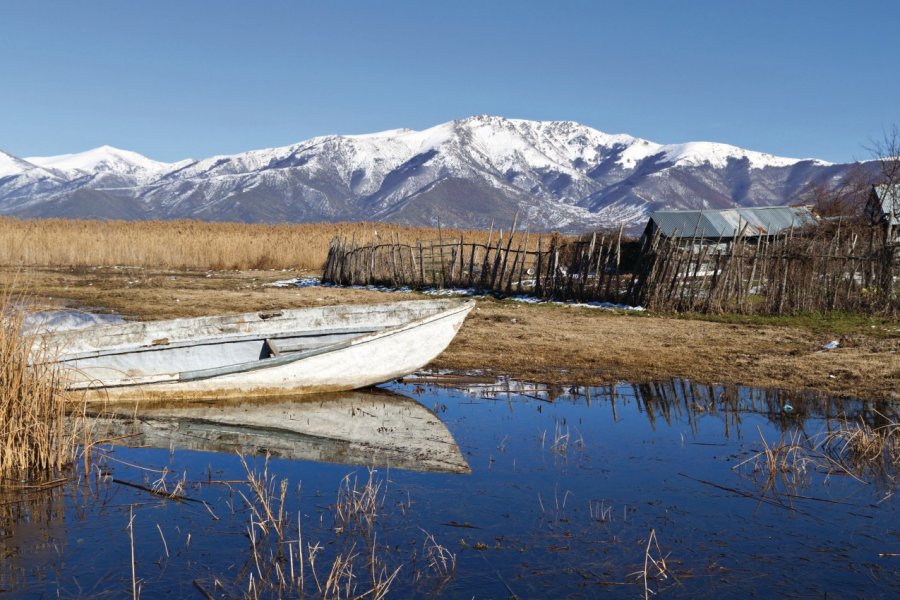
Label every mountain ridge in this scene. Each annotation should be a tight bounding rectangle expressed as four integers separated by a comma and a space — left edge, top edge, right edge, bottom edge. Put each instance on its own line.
0, 116, 868, 232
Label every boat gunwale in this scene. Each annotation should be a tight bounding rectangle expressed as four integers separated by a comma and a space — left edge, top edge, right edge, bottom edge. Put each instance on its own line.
41, 298, 469, 363
52, 326, 383, 363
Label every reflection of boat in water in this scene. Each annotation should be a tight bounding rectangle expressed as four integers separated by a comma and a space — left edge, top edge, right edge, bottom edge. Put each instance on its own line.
84, 388, 470, 474
39, 299, 474, 401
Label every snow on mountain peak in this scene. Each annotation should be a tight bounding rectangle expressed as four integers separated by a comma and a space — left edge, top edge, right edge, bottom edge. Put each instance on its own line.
339, 123, 454, 157
661, 141, 831, 169
0, 116, 847, 234
0, 150, 36, 178
0, 150, 62, 180
612, 137, 833, 170
26, 145, 175, 178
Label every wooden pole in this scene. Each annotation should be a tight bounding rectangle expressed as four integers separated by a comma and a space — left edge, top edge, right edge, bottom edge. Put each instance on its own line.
437, 221, 447, 288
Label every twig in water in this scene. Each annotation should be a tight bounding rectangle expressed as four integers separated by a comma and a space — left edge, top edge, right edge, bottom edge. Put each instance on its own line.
129, 505, 139, 599
111, 477, 203, 503
156, 523, 169, 559
637, 528, 682, 599
192, 580, 215, 600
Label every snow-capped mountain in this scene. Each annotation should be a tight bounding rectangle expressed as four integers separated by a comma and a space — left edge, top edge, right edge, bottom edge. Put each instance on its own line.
0, 116, 869, 231
25, 145, 178, 182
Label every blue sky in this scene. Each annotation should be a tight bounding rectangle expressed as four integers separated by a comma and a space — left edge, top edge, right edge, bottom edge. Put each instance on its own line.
1, 1, 897, 163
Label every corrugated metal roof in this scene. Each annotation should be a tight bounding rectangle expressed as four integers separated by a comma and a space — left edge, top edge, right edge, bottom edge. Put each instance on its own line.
873, 185, 900, 226
648, 206, 817, 239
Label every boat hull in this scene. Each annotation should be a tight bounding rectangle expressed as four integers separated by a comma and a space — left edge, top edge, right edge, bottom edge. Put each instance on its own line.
41, 299, 475, 401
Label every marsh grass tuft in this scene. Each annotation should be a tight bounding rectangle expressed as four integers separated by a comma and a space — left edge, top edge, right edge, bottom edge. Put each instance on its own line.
733, 417, 900, 501
150, 467, 187, 500
588, 499, 614, 523
238, 454, 288, 540
235, 458, 402, 599
0, 290, 76, 479
334, 468, 383, 535
550, 422, 570, 456
420, 529, 457, 581
821, 414, 900, 491
733, 427, 815, 495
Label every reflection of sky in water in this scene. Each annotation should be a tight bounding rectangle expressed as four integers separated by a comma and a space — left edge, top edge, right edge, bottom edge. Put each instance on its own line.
2, 379, 898, 598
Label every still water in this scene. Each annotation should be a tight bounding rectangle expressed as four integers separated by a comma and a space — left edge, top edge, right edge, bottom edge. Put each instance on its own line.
2, 378, 898, 598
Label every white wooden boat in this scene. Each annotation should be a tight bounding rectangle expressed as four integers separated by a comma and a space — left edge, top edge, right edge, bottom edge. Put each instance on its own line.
82, 389, 471, 474
39, 299, 475, 401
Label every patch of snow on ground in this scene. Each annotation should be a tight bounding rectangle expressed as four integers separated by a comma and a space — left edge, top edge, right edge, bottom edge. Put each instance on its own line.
269, 278, 644, 311
268, 277, 323, 288
507, 295, 644, 312
422, 288, 482, 297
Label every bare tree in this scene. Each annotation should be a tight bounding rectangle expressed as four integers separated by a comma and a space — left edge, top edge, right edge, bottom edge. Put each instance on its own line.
803, 164, 870, 221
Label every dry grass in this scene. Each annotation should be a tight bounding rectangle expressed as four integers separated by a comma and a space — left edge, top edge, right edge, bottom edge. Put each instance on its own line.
733, 428, 816, 495
733, 418, 900, 499
821, 415, 900, 490
637, 529, 680, 599
550, 422, 570, 456
421, 530, 456, 580
235, 457, 405, 599
0, 217, 504, 271
415, 529, 457, 593
238, 454, 288, 540
0, 290, 75, 479
334, 469, 383, 535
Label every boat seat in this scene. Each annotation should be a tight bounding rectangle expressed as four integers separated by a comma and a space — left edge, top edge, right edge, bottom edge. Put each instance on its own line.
264, 339, 281, 358
263, 338, 313, 358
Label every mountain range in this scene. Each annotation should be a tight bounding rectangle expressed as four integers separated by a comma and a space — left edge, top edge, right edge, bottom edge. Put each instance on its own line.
0, 116, 871, 233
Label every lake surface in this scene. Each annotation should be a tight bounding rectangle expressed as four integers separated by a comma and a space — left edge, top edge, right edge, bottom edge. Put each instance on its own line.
2, 377, 898, 598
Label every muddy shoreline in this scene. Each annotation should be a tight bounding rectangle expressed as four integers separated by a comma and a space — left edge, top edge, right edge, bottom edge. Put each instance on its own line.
5, 266, 898, 401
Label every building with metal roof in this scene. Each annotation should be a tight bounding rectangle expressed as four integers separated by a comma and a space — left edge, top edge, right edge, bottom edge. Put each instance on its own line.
642, 206, 818, 243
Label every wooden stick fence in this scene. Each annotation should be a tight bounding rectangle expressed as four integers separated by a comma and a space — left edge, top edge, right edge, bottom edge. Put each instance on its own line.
630, 225, 899, 315
322, 224, 899, 315
322, 228, 631, 303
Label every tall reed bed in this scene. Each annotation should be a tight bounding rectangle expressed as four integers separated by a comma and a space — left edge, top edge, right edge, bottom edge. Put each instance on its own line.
0, 217, 497, 271
0, 292, 74, 478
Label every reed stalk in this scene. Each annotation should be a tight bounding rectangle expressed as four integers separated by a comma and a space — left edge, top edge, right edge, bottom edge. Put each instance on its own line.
234, 458, 404, 599
0, 290, 76, 479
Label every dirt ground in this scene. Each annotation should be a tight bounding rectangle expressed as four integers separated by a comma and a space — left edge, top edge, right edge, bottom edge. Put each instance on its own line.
4, 266, 898, 401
